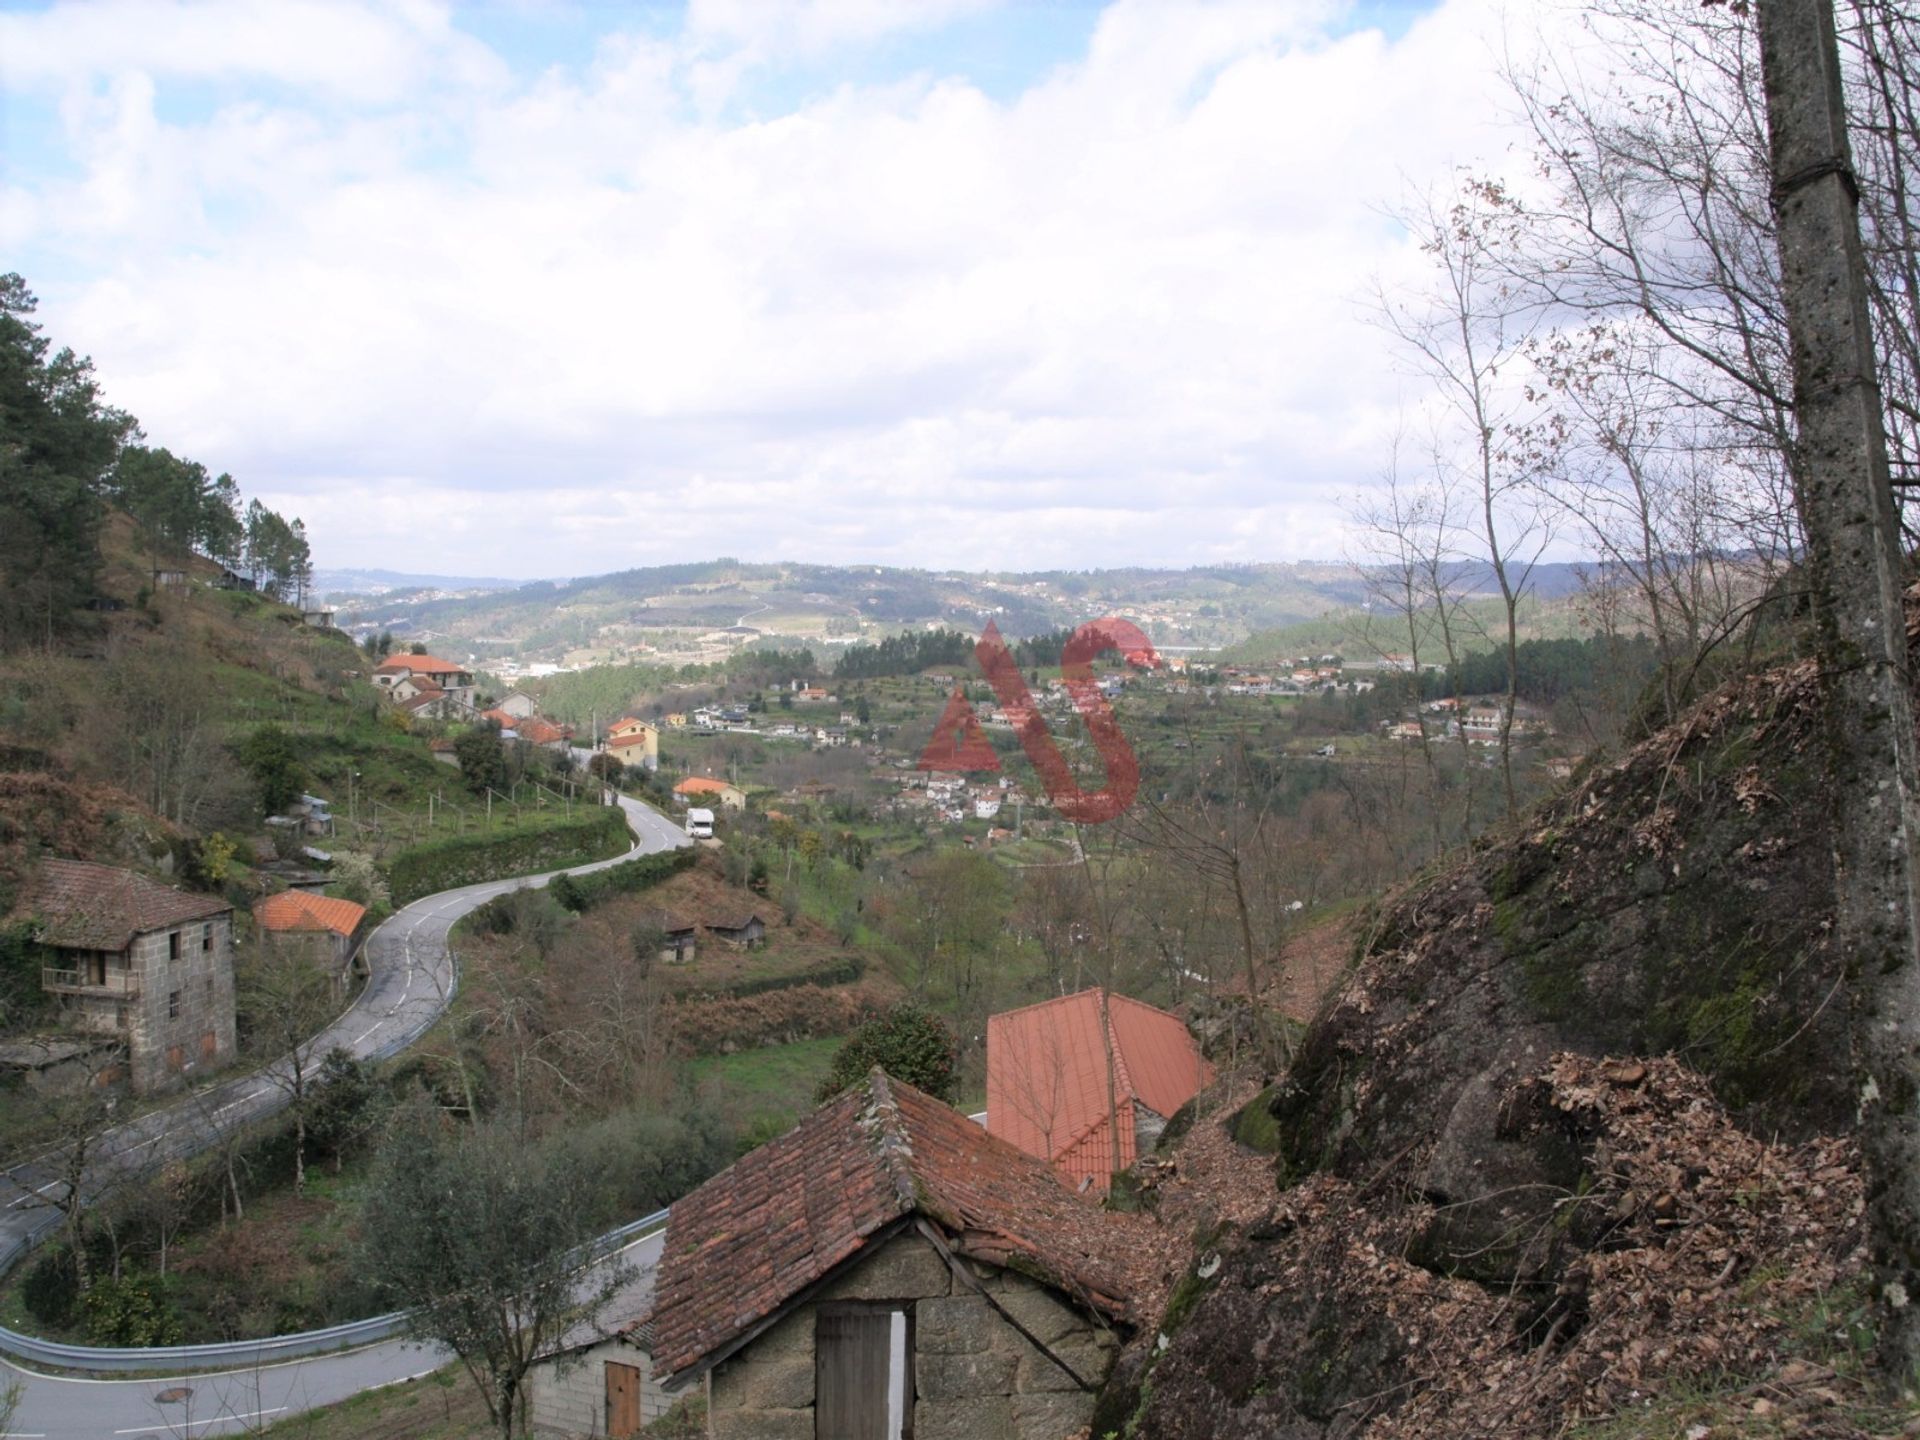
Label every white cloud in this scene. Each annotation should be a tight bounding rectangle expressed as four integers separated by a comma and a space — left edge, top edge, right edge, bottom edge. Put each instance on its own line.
6, 0, 1555, 578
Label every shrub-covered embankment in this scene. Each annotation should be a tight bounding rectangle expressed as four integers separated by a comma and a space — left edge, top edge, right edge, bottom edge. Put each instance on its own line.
387, 807, 631, 905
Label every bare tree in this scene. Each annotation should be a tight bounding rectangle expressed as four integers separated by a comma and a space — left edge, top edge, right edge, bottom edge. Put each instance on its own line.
1349, 437, 1482, 850
1754, 0, 1920, 1378
1376, 181, 1555, 819
236, 944, 339, 1194
3, 1041, 136, 1299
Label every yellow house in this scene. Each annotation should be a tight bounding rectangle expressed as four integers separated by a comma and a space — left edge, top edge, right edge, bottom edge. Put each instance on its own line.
664, 713, 689, 729
604, 716, 659, 771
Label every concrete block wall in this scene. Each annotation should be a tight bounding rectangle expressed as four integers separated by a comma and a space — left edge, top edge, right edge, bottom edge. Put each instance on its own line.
528, 1336, 668, 1438
706, 1233, 1117, 1440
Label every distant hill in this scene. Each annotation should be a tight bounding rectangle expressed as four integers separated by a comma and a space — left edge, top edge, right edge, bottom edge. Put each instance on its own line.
330, 556, 1605, 671
315, 567, 526, 597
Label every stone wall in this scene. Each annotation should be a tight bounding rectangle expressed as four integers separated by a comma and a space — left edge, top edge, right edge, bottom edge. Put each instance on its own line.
528, 1335, 668, 1438
705, 1232, 1119, 1440
128, 916, 237, 1095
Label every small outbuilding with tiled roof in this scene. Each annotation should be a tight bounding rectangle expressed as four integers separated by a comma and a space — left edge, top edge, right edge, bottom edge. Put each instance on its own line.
671, 775, 744, 810
10, 858, 238, 1095
627, 1068, 1151, 1440
987, 988, 1214, 1196
251, 890, 369, 988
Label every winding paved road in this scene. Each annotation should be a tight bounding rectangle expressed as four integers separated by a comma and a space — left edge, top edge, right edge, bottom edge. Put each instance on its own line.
1, 794, 688, 1440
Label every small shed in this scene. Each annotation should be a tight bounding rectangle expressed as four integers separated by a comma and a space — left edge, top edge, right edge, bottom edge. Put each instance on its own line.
705, 911, 766, 950
0, 1036, 122, 1095
643, 911, 698, 965
251, 890, 369, 988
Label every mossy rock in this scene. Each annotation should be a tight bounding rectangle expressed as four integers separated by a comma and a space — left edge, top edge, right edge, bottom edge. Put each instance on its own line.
1227, 1085, 1284, 1154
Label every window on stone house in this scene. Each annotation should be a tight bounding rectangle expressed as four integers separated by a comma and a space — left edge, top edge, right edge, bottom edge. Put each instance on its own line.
816, 1304, 912, 1440
202, 923, 213, 952
168, 931, 180, 962
168, 990, 181, 1019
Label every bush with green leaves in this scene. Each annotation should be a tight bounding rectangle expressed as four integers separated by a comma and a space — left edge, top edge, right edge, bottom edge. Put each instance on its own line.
816, 1003, 958, 1103
546, 845, 693, 913
82, 1272, 183, 1346
236, 724, 305, 814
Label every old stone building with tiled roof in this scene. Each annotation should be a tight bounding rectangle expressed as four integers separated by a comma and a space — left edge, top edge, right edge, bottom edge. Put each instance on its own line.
529, 1069, 1153, 1439
12, 858, 237, 1095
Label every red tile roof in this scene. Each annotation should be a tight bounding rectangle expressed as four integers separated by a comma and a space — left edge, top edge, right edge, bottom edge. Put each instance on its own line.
987, 989, 1213, 1194
12, 858, 231, 951
649, 1069, 1149, 1385
515, 717, 572, 746
374, 654, 468, 677
607, 732, 654, 751
673, 776, 734, 796
252, 890, 367, 938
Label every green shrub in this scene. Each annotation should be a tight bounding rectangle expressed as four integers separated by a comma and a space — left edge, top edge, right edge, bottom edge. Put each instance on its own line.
386, 809, 629, 905
815, 1003, 957, 1102
21, 1246, 78, 1329
82, 1272, 183, 1346
548, 846, 696, 913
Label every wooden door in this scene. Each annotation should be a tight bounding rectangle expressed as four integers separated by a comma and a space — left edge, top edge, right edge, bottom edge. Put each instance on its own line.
815, 1308, 894, 1440
606, 1359, 643, 1439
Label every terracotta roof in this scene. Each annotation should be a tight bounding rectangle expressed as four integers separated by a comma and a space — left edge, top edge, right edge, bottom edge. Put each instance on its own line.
398, 685, 447, 711
515, 717, 572, 746
12, 858, 231, 951
673, 776, 734, 796
987, 989, 1213, 1194
252, 890, 367, 938
374, 654, 467, 676
607, 731, 654, 750
649, 1070, 1149, 1385
479, 707, 516, 727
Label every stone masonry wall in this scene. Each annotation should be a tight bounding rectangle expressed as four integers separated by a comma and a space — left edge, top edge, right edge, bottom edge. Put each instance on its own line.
707, 1232, 1119, 1440
128, 917, 237, 1095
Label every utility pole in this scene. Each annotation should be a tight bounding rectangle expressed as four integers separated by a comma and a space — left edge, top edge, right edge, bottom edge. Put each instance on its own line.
1755, 0, 1920, 1381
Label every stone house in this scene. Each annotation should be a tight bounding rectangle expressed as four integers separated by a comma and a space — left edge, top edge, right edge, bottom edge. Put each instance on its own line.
637, 1069, 1149, 1440
497, 691, 539, 720
13, 859, 238, 1095
251, 890, 369, 991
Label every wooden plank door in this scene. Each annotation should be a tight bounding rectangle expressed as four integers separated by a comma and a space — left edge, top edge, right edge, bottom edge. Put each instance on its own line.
815, 1308, 893, 1440
606, 1359, 643, 1439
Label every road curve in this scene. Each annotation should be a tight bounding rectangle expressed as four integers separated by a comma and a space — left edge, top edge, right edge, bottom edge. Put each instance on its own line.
2, 794, 688, 1439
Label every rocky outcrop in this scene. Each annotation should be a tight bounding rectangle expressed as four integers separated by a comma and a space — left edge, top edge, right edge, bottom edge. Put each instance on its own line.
1111, 652, 1883, 1438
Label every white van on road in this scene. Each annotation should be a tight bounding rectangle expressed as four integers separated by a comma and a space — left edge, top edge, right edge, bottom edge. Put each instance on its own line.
685, 807, 715, 839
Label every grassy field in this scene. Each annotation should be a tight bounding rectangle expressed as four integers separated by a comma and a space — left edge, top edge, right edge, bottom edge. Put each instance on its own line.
689, 1035, 843, 1133
254, 1365, 488, 1440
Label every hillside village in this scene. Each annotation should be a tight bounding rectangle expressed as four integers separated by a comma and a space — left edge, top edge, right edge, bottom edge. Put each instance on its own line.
6, 2, 1920, 1439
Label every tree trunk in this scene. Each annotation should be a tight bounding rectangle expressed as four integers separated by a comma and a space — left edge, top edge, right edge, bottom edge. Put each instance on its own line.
1756, 0, 1920, 1382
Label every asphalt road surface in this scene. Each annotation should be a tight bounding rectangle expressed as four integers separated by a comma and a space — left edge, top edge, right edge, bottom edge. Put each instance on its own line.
2, 794, 687, 1439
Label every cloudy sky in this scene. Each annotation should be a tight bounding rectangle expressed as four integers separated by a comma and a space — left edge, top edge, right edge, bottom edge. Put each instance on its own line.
2, 0, 1543, 579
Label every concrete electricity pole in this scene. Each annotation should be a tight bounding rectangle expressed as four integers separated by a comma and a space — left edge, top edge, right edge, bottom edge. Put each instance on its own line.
1754, 0, 1920, 1380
